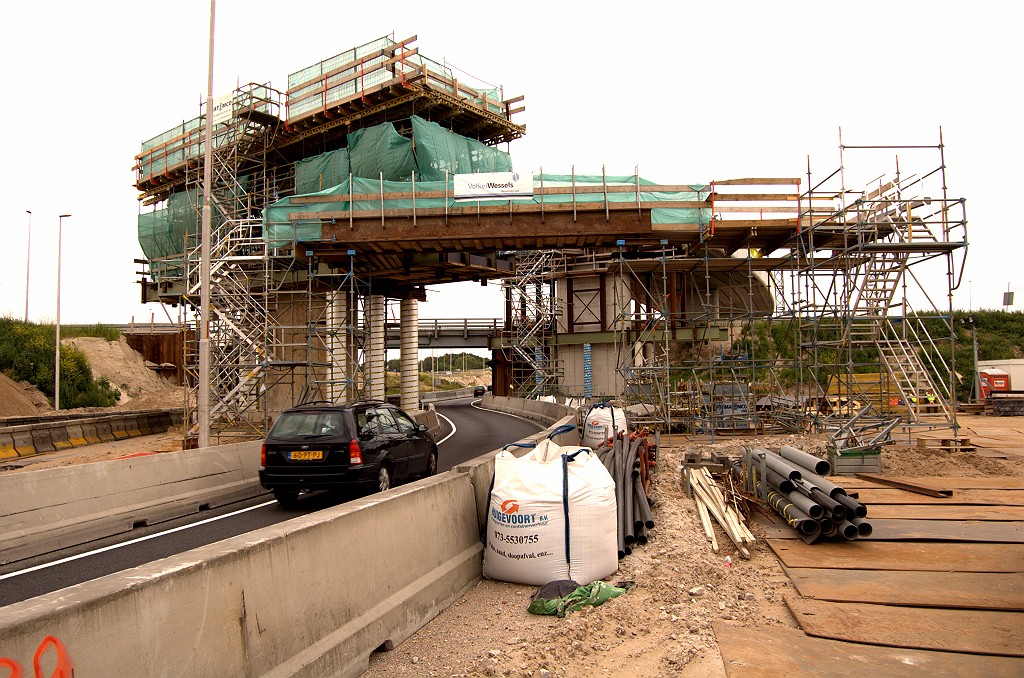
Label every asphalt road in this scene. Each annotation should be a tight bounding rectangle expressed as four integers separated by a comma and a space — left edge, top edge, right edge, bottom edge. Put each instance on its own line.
0, 398, 542, 607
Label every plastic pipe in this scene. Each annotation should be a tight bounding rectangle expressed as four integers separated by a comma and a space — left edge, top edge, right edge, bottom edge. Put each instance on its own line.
837, 520, 860, 540
834, 493, 868, 518
785, 489, 825, 520
779, 445, 831, 476
852, 517, 873, 537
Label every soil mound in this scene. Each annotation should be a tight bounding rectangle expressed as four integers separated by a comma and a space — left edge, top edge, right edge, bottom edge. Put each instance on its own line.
0, 372, 47, 417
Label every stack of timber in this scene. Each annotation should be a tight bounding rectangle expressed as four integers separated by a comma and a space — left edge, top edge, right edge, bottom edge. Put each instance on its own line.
737, 446, 870, 544
593, 433, 656, 559
685, 466, 755, 559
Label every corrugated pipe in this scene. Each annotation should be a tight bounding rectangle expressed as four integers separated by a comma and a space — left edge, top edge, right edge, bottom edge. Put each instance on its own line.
633, 475, 655, 529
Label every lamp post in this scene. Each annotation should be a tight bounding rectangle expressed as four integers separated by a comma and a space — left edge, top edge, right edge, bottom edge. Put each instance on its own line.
24, 210, 31, 322
55, 213, 71, 411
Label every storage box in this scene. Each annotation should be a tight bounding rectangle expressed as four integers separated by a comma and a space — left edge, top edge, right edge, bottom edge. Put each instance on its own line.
827, 446, 882, 475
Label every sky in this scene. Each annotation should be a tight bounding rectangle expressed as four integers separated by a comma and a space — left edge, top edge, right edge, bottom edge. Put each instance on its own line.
0, 0, 1021, 327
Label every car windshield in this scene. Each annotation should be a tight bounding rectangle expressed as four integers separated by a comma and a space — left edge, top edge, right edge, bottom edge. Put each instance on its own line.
271, 411, 349, 441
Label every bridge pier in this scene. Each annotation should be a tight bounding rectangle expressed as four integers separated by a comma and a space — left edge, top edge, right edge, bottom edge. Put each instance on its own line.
368, 295, 387, 401
327, 290, 349, 402
400, 298, 419, 410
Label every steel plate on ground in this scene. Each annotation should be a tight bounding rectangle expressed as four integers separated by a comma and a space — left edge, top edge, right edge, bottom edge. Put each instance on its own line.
832, 476, 1024, 491
767, 539, 1024, 572
713, 622, 1024, 678
785, 597, 1024, 656
784, 567, 1024, 611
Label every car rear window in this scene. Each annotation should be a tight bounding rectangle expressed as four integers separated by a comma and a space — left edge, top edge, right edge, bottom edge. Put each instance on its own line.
270, 411, 351, 441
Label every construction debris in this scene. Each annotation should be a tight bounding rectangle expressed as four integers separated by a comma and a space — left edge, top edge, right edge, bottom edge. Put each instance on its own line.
684, 466, 755, 559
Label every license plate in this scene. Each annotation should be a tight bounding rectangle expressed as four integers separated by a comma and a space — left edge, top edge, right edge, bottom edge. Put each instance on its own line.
289, 450, 324, 461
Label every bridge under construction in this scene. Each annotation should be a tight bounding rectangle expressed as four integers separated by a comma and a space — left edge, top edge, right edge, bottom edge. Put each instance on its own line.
133, 33, 968, 446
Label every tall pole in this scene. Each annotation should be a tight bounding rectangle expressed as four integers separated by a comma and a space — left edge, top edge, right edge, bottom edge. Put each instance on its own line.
199, 0, 216, 448
24, 210, 31, 322
55, 214, 71, 410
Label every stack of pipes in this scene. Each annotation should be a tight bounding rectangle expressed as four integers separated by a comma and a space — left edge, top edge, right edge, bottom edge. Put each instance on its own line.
686, 467, 755, 559
737, 445, 871, 544
593, 433, 656, 559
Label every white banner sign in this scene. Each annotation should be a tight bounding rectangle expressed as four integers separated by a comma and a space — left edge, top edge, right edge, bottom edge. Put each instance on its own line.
210, 92, 234, 125
453, 172, 533, 200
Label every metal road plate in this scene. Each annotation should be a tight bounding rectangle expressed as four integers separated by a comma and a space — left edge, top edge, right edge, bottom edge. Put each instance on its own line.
767, 539, 1024, 573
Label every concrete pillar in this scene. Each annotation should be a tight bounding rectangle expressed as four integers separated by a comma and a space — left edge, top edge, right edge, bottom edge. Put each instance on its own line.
368, 295, 387, 401
400, 298, 419, 411
326, 291, 348, 402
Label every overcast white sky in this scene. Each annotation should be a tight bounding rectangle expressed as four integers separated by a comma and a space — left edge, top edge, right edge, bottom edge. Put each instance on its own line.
0, 1, 1020, 326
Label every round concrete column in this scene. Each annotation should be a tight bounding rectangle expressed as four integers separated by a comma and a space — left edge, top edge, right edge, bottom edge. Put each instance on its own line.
368, 295, 387, 401
326, 291, 348, 402
400, 298, 419, 411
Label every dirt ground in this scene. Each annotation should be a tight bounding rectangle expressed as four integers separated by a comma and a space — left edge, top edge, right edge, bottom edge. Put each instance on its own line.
4, 340, 1023, 675
362, 424, 1024, 678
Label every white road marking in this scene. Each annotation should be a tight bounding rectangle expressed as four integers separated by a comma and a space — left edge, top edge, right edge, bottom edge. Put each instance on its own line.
435, 412, 457, 444
0, 500, 277, 581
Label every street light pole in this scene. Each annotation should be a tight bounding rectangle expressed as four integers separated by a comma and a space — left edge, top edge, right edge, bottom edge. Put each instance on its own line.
24, 210, 32, 322
198, 0, 216, 448
55, 213, 71, 411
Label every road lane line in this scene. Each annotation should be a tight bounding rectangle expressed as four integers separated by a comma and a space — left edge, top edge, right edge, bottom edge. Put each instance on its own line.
435, 412, 457, 444
1, 500, 277, 581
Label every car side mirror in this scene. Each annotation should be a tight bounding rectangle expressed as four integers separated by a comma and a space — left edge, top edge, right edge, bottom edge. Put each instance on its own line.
417, 424, 429, 433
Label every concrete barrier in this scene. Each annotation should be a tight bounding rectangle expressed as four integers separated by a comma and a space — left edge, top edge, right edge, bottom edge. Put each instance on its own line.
0, 473, 482, 678
0, 397, 583, 675
0, 409, 180, 459
0, 441, 266, 564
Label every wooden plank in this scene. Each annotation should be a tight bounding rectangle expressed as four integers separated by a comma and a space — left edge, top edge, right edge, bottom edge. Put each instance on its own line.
862, 518, 1024, 542
784, 567, 1024, 610
866, 504, 1024, 520
712, 622, 1024, 678
852, 489, 1024, 505
767, 539, 1024, 572
854, 473, 952, 497
833, 476, 1024, 490
785, 597, 1024, 657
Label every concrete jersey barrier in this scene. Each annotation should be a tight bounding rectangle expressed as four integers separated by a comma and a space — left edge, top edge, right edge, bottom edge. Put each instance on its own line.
0, 441, 266, 564
0, 397, 578, 676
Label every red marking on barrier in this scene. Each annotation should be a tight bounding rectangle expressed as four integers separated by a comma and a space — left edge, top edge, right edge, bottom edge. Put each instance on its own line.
0, 658, 24, 678
111, 451, 160, 460
1, 635, 73, 678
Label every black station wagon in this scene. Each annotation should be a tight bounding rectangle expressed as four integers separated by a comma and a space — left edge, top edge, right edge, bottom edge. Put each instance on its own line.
259, 401, 438, 506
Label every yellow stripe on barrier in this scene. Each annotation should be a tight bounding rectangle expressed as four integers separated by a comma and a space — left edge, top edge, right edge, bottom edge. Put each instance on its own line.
70, 437, 88, 447
15, 446, 37, 457
0, 445, 18, 459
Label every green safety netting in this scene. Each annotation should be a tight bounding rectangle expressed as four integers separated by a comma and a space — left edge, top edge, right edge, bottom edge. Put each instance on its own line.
137, 177, 250, 269
293, 115, 512, 191
347, 122, 416, 181
411, 116, 512, 178
264, 172, 710, 248
295, 148, 351, 194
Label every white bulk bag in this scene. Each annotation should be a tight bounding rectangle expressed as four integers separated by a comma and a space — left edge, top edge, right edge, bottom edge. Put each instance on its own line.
581, 403, 628, 449
483, 439, 618, 586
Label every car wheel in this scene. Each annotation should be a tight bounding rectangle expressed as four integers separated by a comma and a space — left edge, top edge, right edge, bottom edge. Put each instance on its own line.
377, 465, 392, 493
421, 448, 438, 478
273, 489, 300, 507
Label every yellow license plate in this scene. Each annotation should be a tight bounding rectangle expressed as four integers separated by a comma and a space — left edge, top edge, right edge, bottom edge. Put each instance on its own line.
290, 450, 324, 461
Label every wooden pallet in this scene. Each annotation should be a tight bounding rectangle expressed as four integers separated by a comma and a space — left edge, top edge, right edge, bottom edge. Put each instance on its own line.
917, 437, 975, 452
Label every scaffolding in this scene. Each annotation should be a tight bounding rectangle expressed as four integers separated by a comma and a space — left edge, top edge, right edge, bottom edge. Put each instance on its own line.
502, 250, 562, 397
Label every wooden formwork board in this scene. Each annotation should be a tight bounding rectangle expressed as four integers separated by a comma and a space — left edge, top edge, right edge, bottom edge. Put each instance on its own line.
850, 488, 1024, 505
713, 622, 1024, 678
785, 597, 1024, 657
864, 504, 1024, 520
783, 567, 1024, 611
767, 539, 1024, 572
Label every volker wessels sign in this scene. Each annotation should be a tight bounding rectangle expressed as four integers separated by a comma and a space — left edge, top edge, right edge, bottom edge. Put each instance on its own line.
453, 172, 534, 200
